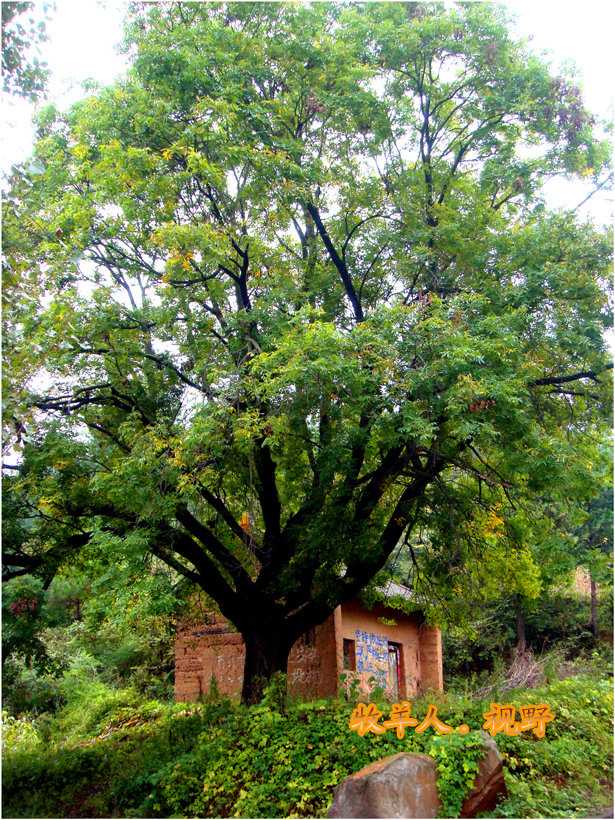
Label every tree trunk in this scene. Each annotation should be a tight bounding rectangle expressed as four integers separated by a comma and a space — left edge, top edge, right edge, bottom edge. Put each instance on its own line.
590, 576, 599, 640
516, 595, 526, 654
241, 629, 295, 705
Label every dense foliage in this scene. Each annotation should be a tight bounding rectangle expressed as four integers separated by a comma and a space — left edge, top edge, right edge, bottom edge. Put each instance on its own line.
1, 1, 51, 100
3, 671, 612, 819
442, 588, 613, 686
2, 564, 180, 717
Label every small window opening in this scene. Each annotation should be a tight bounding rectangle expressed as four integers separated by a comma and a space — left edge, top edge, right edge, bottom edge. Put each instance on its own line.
343, 638, 356, 670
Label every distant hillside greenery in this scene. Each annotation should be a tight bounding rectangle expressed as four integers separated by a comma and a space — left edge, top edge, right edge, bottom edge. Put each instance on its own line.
442, 587, 614, 689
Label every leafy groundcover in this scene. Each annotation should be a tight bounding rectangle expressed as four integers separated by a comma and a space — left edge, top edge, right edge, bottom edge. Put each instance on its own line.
2, 675, 612, 818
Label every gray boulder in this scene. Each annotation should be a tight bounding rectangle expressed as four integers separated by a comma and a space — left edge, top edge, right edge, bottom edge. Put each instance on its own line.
327, 733, 507, 818
327, 753, 440, 818
460, 732, 507, 818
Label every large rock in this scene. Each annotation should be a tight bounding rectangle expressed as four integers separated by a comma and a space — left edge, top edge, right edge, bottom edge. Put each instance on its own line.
460, 732, 507, 818
327, 734, 507, 818
327, 753, 440, 818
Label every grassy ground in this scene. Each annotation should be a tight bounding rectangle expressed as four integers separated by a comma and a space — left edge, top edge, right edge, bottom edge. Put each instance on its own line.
2, 658, 612, 819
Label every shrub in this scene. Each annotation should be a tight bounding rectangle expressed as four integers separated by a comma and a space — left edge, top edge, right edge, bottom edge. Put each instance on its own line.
1, 710, 42, 756
2, 674, 612, 819
443, 590, 613, 686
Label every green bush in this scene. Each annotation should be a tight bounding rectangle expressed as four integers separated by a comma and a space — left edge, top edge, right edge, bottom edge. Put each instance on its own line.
3, 674, 612, 819
443, 590, 613, 685
2, 571, 178, 719
1, 658, 67, 716
2, 576, 68, 691
1, 710, 42, 756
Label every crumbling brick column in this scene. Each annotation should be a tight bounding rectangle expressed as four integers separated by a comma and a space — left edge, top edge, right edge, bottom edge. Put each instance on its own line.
175, 613, 245, 701
418, 624, 443, 692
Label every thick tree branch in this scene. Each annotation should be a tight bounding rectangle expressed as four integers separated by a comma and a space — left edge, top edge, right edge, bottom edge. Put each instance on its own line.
83, 420, 131, 453
529, 364, 613, 388
253, 438, 282, 541
174, 505, 252, 589
162, 527, 244, 623
142, 351, 216, 397
344, 455, 445, 593
197, 484, 250, 546
305, 204, 364, 322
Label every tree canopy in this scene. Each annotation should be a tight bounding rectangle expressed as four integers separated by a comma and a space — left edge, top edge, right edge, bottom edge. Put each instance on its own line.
2, 1, 51, 101
2, 1, 612, 702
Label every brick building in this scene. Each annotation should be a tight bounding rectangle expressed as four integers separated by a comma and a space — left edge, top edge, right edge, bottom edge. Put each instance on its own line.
175, 583, 443, 702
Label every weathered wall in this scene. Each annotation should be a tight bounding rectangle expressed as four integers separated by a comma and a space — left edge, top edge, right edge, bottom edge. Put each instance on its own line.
175, 611, 339, 702
287, 613, 339, 699
417, 623, 443, 692
175, 611, 245, 702
338, 599, 423, 699
174, 599, 443, 703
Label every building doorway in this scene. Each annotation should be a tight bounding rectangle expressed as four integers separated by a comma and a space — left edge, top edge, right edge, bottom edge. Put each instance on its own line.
388, 642, 402, 699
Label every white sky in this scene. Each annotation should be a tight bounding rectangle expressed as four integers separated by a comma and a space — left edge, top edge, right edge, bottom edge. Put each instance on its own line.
1, 0, 613, 222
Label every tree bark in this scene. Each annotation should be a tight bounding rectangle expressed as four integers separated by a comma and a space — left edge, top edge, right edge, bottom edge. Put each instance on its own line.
590, 576, 599, 640
241, 628, 295, 705
516, 595, 526, 654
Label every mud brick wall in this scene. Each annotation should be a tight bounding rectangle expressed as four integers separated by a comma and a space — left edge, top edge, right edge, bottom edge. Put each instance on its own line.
338, 599, 424, 699
175, 611, 245, 702
287, 613, 338, 699
175, 600, 443, 703
175, 611, 340, 702
417, 623, 443, 692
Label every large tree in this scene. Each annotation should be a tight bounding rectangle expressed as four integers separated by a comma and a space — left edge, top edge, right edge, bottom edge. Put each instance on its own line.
2, 2, 612, 703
